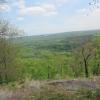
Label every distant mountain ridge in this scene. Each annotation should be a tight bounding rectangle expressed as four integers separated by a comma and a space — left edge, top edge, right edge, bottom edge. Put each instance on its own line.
12, 30, 100, 58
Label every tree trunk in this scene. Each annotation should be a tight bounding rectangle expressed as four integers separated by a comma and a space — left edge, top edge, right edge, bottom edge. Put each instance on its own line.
84, 59, 89, 78
3, 56, 8, 83
47, 65, 50, 79
60, 64, 63, 78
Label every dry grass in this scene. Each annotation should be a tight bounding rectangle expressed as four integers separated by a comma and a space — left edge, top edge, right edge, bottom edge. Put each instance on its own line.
0, 77, 100, 100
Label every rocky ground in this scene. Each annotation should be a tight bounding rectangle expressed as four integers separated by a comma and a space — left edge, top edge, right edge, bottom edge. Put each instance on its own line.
0, 77, 100, 100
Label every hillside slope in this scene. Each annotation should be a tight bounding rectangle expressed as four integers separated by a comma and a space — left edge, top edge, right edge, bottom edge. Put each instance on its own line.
14, 30, 100, 51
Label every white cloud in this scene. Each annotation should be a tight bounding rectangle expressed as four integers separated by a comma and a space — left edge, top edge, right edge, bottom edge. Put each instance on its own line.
55, 0, 70, 4
76, 8, 87, 14
18, 0, 25, 9
0, 3, 11, 12
54, 0, 74, 6
17, 0, 57, 16
64, 5, 100, 31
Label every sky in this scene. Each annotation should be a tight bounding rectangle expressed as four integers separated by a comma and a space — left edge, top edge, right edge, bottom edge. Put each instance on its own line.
0, 0, 100, 35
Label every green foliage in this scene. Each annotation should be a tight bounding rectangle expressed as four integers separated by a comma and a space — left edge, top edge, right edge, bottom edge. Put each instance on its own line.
0, 20, 22, 83
0, 39, 22, 83
20, 51, 73, 80
10, 32, 100, 80
0, 28, 100, 82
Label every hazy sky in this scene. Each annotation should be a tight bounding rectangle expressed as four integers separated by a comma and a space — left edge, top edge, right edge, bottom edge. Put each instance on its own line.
0, 0, 100, 35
